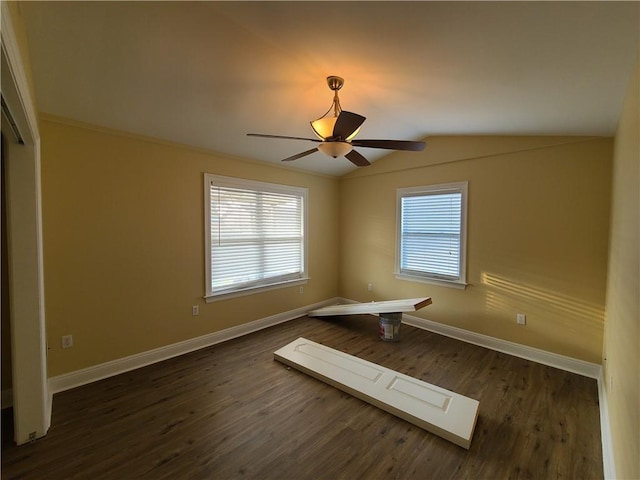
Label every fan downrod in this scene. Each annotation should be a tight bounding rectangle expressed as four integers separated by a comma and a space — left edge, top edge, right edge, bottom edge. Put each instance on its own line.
326, 76, 344, 91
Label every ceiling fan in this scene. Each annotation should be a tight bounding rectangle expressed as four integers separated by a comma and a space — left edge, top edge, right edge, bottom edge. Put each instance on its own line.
247, 76, 426, 167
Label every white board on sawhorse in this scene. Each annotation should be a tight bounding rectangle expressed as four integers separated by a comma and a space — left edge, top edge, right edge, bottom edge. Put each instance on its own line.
307, 297, 432, 317
274, 337, 479, 449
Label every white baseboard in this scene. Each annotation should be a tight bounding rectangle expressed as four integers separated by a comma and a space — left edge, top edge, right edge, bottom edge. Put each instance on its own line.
400, 312, 601, 379
1, 388, 13, 410
48, 297, 340, 394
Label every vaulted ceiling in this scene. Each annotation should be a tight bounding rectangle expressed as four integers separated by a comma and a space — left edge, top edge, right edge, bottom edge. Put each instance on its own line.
21, 1, 639, 176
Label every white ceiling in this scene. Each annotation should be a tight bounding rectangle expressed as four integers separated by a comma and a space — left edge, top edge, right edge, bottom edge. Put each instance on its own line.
20, 1, 639, 177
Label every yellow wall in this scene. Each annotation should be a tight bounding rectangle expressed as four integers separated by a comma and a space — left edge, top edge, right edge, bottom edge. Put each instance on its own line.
340, 136, 612, 363
40, 116, 340, 377
40, 117, 614, 372
604, 57, 639, 480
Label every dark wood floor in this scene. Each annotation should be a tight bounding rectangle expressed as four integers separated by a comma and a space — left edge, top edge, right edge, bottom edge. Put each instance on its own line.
2, 315, 603, 479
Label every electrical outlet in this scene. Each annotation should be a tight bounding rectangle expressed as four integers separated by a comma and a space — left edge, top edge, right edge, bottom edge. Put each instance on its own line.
368, 283, 373, 292
299, 286, 304, 294
61, 335, 73, 349
516, 313, 526, 325
192, 305, 199, 316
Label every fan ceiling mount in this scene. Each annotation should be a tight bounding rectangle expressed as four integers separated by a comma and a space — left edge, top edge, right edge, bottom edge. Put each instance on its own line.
325, 75, 345, 91
247, 76, 426, 167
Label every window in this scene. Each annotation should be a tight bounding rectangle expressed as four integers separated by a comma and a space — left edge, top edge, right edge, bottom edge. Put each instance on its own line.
396, 182, 468, 289
204, 174, 308, 301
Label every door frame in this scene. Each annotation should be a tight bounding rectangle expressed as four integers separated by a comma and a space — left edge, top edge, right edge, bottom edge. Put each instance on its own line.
1, 2, 51, 444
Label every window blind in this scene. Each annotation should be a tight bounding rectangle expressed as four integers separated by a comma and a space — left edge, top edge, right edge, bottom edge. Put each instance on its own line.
207, 177, 306, 296
400, 191, 463, 280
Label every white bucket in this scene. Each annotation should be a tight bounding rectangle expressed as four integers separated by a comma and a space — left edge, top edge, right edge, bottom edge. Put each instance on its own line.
379, 313, 402, 342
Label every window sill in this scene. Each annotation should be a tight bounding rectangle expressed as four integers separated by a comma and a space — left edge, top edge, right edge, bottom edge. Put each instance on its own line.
395, 273, 467, 290
204, 277, 309, 303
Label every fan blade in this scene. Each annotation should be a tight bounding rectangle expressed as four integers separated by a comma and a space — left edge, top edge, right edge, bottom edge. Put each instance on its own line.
282, 148, 318, 162
351, 139, 426, 151
345, 150, 371, 167
247, 133, 320, 142
332, 111, 366, 140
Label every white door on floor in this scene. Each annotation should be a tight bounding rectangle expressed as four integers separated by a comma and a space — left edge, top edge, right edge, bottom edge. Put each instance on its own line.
274, 337, 479, 449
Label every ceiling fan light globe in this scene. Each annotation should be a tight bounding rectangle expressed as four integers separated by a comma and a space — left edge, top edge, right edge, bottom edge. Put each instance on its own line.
311, 117, 337, 140
311, 117, 362, 141
318, 141, 353, 158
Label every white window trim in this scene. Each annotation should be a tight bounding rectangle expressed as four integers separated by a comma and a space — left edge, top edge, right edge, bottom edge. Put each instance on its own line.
204, 174, 309, 302
395, 181, 468, 290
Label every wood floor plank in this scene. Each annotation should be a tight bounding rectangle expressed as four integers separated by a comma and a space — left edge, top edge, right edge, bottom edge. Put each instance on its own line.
1, 315, 603, 479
